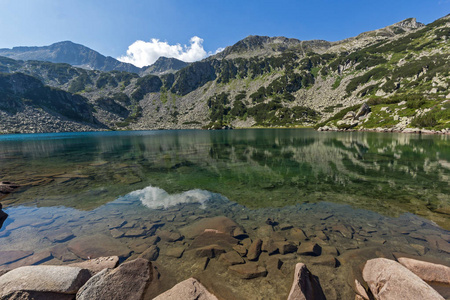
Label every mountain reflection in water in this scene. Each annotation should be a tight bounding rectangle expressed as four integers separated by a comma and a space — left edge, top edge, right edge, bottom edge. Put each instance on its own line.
0, 129, 448, 228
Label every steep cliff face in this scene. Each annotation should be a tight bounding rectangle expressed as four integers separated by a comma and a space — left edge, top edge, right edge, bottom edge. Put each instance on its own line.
0, 15, 448, 134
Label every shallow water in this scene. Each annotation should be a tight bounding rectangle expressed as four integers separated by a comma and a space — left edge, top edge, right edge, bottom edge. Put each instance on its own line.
0, 129, 449, 299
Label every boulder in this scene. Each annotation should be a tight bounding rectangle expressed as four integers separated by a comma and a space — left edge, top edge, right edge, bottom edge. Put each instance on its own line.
76, 258, 154, 300
67, 256, 119, 275
153, 278, 218, 300
343, 111, 356, 120
179, 216, 239, 239
362, 258, 444, 300
228, 262, 268, 279
355, 103, 371, 119
68, 234, 131, 259
0, 265, 91, 298
287, 263, 326, 300
247, 239, 262, 261
398, 257, 450, 285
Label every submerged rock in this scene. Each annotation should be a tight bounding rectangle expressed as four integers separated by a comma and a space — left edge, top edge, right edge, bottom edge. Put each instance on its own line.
247, 239, 262, 261
0, 250, 33, 266
219, 251, 245, 266
180, 216, 239, 239
0, 250, 52, 269
228, 262, 268, 279
0, 265, 91, 298
67, 256, 119, 275
68, 234, 131, 259
164, 247, 185, 258
363, 258, 444, 300
153, 278, 218, 300
139, 245, 159, 261
297, 242, 321, 256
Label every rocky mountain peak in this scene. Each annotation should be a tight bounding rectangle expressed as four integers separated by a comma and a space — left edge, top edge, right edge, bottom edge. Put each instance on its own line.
393, 18, 425, 29
141, 57, 190, 75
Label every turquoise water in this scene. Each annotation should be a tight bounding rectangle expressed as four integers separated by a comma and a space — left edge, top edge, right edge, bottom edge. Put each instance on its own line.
0, 129, 449, 299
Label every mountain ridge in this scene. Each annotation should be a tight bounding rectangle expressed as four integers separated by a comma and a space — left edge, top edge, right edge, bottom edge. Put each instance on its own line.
0, 15, 449, 134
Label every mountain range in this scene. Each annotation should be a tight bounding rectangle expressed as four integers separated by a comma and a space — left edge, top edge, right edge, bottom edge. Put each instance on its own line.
0, 41, 188, 75
0, 15, 448, 134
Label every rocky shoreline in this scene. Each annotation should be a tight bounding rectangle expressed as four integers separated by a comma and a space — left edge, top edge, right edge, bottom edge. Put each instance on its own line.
0, 199, 449, 299
0, 248, 448, 299
318, 125, 450, 135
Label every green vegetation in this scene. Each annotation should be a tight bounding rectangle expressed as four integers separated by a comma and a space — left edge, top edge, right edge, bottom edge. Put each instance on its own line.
116, 104, 142, 127
68, 71, 92, 93
131, 75, 163, 101
315, 104, 361, 129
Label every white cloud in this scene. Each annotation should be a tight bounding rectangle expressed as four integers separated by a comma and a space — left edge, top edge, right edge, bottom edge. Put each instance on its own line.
118, 36, 216, 68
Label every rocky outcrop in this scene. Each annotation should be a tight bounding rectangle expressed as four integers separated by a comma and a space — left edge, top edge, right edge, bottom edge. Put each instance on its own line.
0, 265, 91, 299
287, 263, 326, 300
153, 278, 218, 300
362, 258, 444, 300
336, 103, 371, 129
76, 258, 155, 300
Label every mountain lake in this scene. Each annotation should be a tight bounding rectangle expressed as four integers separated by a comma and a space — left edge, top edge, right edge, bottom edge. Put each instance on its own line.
0, 128, 449, 299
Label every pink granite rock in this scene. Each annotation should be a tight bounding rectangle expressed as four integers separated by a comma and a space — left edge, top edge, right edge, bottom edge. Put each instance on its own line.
153, 278, 218, 300
398, 257, 450, 285
363, 258, 444, 300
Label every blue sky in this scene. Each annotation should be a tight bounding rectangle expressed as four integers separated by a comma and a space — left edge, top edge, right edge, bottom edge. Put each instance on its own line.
0, 0, 448, 67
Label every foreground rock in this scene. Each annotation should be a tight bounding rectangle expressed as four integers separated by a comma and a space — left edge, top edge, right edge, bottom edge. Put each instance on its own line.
287, 263, 326, 300
397, 257, 450, 285
76, 258, 156, 300
363, 258, 444, 300
0, 265, 91, 298
153, 278, 218, 300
